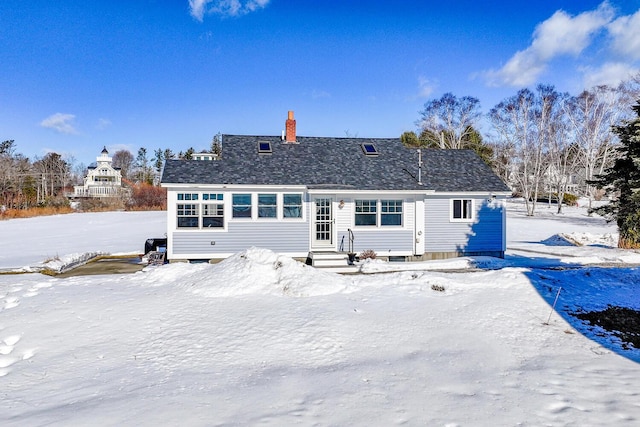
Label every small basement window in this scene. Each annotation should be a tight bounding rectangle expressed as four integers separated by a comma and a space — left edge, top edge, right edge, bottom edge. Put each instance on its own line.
258, 141, 272, 154
361, 143, 379, 156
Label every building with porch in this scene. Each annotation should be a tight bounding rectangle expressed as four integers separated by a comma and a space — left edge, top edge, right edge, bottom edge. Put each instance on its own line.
74, 147, 123, 198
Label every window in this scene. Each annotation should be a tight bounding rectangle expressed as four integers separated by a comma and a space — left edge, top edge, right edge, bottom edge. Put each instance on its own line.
178, 193, 198, 201
258, 193, 277, 218
361, 143, 379, 156
203, 193, 223, 201
232, 194, 252, 218
258, 141, 272, 154
381, 200, 402, 225
354, 199, 403, 227
452, 199, 473, 221
355, 200, 377, 226
283, 194, 302, 218
177, 204, 199, 227
203, 203, 224, 227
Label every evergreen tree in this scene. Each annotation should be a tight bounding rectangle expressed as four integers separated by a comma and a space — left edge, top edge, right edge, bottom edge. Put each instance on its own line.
210, 133, 222, 156
590, 101, 640, 248
400, 131, 420, 148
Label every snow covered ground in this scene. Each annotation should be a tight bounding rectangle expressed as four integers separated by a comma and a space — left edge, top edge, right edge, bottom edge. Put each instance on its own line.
1, 201, 639, 426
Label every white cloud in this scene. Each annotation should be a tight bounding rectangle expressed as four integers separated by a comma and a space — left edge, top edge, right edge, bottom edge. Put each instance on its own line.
608, 9, 640, 60
189, 0, 209, 21
417, 76, 435, 98
581, 62, 639, 88
40, 113, 79, 135
311, 89, 331, 99
531, 4, 614, 59
484, 2, 614, 87
96, 118, 112, 130
189, 0, 269, 21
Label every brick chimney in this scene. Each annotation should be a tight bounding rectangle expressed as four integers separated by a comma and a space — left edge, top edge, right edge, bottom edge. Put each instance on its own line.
285, 110, 296, 143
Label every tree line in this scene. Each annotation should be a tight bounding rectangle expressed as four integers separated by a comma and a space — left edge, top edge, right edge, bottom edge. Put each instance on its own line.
3, 75, 639, 242
0, 134, 222, 211
403, 75, 640, 219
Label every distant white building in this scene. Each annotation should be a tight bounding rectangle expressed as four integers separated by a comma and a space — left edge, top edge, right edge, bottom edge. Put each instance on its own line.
74, 147, 123, 198
192, 151, 218, 161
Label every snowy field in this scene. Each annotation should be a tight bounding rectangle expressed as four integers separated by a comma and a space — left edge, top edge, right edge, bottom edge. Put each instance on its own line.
1, 201, 639, 426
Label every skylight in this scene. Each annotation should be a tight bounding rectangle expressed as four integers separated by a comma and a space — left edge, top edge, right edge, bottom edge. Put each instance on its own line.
258, 141, 272, 154
361, 143, 379, 156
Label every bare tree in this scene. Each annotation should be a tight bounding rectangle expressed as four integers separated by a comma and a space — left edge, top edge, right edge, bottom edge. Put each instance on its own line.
490, 88, 543, 216
112, 149, 134, 179
0, 140, 38, 209
621, 71, 640, 103
491, 85, 578, 215
417, 93, 482, 149
564, 86, 621, 209
0, 141, 16, 208
540, 88, 578, 213
33, 152, 70, 202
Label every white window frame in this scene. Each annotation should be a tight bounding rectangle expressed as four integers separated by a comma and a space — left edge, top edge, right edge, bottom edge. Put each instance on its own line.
355, 199, 378, 226
174, 193, 226, 230
450, 198, 474, 222
258, 193, 278, 219
174, 191, 306, 227
232, 193, 252, 219
202, 203, 224, 228
354, 199, 404, 228
282, 193, 303, 219
380, 199, 403, 226
177, 203, 199, 228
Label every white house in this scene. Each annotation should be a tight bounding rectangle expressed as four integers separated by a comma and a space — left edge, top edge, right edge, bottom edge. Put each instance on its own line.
160, 112, 511, 266
74, 147, 123, 198
192, 152, 218, 161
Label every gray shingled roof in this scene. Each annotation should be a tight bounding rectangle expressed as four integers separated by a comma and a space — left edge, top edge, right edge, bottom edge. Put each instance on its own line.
161, 135, 510, 193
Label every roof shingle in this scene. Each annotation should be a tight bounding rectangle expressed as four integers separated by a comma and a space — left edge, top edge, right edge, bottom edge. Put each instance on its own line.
161, 135, 510, 193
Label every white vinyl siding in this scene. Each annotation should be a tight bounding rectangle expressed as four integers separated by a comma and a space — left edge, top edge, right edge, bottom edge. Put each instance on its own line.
173, 221, 309, 256
426, 196, 504, 253
334, 196, 413, 255
354, 199, 403, 227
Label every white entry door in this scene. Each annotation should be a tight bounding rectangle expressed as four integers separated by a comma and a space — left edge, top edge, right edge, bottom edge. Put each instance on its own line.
312, 197, 334, 249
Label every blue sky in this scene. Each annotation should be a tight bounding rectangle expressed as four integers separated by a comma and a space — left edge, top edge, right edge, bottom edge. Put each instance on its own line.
2, 0, 640, 166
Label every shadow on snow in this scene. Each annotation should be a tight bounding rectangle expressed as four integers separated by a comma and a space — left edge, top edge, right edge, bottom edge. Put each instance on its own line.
460, 201, 639, 363
524, 266, 640, 364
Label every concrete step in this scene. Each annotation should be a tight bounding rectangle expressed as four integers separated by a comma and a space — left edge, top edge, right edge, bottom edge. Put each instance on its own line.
308, 251, 355, 268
